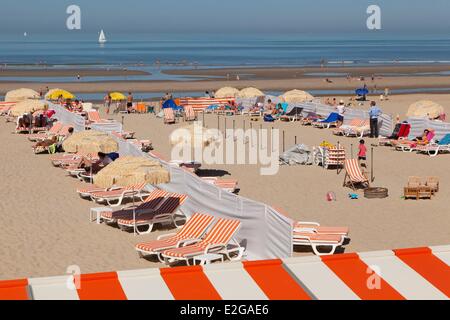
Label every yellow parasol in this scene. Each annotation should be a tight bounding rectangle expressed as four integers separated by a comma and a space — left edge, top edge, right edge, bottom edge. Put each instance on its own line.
45, 88, 75, 100
109, 92, 126, 101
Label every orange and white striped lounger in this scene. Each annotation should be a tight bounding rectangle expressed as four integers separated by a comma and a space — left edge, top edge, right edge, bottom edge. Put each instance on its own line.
332, 119, 363, 136
28, 122, 63, 142
86, 110, 115, 124
99, 189, 169, 224
293, 232, 348, 256
77, 184, 124, 199
135, 212, 215, 261
294, 222, 349, 236
343, 159, 370, 190
184, 105, 197, 121
117, 193, 188, 234
161, 218, 244, 266
201, 177, 239, 193
163, 108, 176, 124
90, 183, 150, 207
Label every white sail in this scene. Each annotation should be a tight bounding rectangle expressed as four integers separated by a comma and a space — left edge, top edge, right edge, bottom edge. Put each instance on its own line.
98, 30, 107, 44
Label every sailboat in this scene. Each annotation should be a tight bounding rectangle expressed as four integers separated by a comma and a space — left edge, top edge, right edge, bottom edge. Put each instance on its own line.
98, 30, 107, 44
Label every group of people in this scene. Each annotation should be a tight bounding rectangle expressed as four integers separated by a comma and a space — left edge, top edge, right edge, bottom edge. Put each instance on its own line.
103, 92, 134, 114
16, 105, 56, 131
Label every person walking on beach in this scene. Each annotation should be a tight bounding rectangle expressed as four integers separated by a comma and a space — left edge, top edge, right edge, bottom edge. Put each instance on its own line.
369, 101, 382, 138
104, 94, 112, 115
126, 92, 134, 113
358, 139, 367, 167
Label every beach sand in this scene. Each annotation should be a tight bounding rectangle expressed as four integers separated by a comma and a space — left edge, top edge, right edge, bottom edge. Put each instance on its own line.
0, 92, 449, 280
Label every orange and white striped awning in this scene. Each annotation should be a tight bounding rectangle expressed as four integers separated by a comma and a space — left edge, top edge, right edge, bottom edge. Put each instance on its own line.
1, 245, 449, 300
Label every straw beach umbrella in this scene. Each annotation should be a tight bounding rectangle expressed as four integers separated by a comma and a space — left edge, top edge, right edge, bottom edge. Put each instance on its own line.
93, 156, 170, 188
280, 89, 314, 103
45, 88, 75, 100
237, 87, 265, 98
215, 87, 240, 98
62, 130, 118, 154
10, 99, 47, 116
406, 100, 444, 119
5, 88, 39, 102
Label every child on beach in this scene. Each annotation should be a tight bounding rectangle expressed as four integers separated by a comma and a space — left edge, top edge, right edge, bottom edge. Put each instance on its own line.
358, 139, 367, 167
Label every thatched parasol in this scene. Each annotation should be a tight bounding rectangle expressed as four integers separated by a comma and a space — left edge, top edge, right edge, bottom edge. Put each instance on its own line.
10, 99, 47, 116
280, 89, 314, 103
62, 130, 118, 154
406, 100, 445, 119
215, 87, 240, 98
237, 87, 265, 98
5, 88, 40, 102
93, 156, 170, 188
170, 124, 220, 147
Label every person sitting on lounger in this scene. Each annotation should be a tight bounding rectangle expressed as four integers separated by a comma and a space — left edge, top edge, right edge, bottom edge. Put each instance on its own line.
16, 113, 32, 130
34, 135, 58, 149
55, 127, 74, 152
88, 152, 113, 174
414, 129, 430, 145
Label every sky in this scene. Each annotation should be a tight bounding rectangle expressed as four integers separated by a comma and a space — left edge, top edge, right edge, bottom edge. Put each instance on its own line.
1, 0, 450, 36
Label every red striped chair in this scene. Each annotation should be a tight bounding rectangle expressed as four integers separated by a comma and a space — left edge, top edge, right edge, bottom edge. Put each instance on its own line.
90, 182, 150, 207
117, 193, 188, 234
184, 105, 197, 121
99, 189, 169, 224
343, 159, 370, 190
163, 108, 176, 124
87, 110, 112, 124
161, 218, 244, 265
28, 122, 63, 142
135, 212, 215, 261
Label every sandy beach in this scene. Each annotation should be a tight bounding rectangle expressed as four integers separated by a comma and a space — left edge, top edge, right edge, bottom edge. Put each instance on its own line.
1, 91, 449, 280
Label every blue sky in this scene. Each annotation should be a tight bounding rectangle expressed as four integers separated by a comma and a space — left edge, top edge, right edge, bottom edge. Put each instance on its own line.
1, 0, 450, 35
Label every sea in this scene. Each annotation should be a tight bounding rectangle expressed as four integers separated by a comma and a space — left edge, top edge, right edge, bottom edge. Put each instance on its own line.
1, 33, 450, 99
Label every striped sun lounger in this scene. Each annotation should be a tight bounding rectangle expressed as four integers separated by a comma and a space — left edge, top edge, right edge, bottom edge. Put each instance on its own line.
90, 183, 149, 207
343, 159, 370, 190
161, 218, 244, 265
28, 122, 63, 142
117, 193, 188, 234
293, 232, 348, 256
99, 189, 170, 224
135, 212, 215, 261
163, 108, 176, 124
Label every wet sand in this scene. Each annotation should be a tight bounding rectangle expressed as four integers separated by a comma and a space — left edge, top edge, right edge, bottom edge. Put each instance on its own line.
3, 75, 450, 95
0, 68, 150, 78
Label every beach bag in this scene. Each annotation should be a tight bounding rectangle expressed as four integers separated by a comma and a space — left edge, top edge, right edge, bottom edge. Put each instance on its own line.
264, 114, 275, 122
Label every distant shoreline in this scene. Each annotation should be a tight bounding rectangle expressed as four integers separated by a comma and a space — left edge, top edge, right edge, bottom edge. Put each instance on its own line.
0, 68, 150, 77
2, 64, 450, 97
